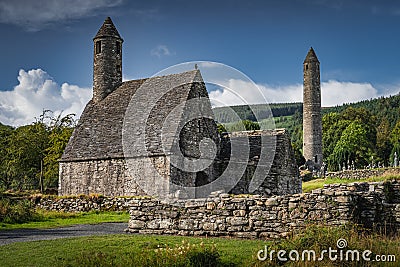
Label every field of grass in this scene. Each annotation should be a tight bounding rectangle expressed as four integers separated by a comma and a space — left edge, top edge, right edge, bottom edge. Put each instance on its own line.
0, 210, 129, 230
302, 174, 400, 193
0, 234, 266, 267
0, 224, 397, 267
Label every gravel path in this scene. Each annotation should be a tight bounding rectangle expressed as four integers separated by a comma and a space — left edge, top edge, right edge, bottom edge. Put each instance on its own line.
0, 222, 129, 246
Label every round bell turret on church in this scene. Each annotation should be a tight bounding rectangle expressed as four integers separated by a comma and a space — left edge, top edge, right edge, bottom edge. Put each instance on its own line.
93, 17, 124, 102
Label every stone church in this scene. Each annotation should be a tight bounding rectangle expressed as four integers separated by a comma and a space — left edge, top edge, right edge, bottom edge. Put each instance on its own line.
59, 17, 302, 198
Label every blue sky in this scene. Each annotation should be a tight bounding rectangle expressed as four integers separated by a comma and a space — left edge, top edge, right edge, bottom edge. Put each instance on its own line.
1, 0, 400, 125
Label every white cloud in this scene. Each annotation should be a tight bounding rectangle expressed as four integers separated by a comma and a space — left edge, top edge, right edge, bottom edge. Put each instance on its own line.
151, 45, 172, 58
0, 69, 91, 126
321, 80, 379, 106
0, 0, 123, 31
208, 79, 398, 108
209, 79, 302, 107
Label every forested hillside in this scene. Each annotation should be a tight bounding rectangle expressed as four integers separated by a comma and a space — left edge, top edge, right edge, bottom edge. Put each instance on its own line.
323, 94, 400, 128
213, 103, 303, 123
214, 93, 400, 170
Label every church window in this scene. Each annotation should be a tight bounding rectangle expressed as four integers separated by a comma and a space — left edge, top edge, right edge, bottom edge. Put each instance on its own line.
96, 41, 101, 54
305, 64, 308, 70
116, 41, 121, 55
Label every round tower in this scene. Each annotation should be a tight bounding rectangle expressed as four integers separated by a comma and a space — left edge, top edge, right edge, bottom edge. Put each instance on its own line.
303, 47, 323, 167
93, 17, 123, 102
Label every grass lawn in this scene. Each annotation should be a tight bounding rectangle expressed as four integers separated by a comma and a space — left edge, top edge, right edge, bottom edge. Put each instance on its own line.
0, 225, 398, 267
0, 234, 267, 267
302, 174, 400, 193
0, 210, 129, 230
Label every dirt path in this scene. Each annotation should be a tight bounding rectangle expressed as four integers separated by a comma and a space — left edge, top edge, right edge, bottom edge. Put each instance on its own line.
0, 222, 128, 246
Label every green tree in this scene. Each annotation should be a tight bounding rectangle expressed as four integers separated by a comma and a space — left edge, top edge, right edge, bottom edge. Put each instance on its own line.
216, 123, 227, 133
6, 122, 49, 190
292, 143, 305, 166
241, 120, 260, 131
390, 120, 400, 163
376, 118, 392, 165
329, 121, 375, 170
340, 107, 377, 145
0, 123, 15, 189
322, 112, 347, 161
43, 113, 75, 188
228, 120, 260, 132
322, 107, 378, 171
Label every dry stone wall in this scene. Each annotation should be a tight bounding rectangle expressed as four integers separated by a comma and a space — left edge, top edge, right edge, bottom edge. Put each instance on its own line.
325, 168, 400, 180
35, 195, 143, 212
127, 181, 400, 239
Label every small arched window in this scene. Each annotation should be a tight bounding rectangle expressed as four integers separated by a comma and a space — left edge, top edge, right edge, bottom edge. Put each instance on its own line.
116, 41, 121, 55
95, 41, 101, 54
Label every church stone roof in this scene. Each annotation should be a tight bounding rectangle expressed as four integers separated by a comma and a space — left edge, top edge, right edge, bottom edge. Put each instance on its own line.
303, 47, 319, 63
61, 70, 204, 162
94, 17, 122, 40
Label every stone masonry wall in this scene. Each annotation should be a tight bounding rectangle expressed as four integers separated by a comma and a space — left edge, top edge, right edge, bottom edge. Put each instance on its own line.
325, 168, 400, 180
127, 181, 400, 239
35, 196, 141, 212
59, 158, 145, 197
217, 129, 301, 196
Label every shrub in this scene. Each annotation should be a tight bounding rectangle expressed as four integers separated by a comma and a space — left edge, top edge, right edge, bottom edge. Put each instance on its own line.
0, 198, 41, 223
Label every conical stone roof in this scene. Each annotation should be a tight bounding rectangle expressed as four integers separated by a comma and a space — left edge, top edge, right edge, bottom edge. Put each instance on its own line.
94, 17, 122, 40
303, 47, 319, 63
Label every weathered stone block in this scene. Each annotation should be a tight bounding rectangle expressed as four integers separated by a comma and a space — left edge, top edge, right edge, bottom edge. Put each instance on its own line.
206, 202, 216, 210
147, 219, 161, 229
129, 220, 145, 229
202, 222, 218, 231
227, 226, 243, 232
159, 219, 173, 229
226, 216, 248, 226
233, 210, 246, 217
265, 198, 278, 206
233, 232, 257, 239
178, 219, 195, 230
